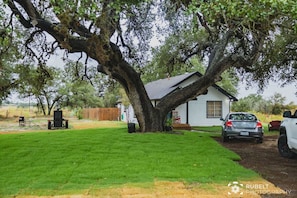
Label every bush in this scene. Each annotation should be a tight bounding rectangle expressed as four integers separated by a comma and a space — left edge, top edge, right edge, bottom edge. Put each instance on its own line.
75, 108, 83, 120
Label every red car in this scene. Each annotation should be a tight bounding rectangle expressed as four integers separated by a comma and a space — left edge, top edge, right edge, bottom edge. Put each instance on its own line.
268, 120, 281, 131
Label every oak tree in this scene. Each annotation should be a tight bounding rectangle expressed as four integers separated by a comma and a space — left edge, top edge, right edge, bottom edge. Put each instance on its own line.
4, 0, 297, 131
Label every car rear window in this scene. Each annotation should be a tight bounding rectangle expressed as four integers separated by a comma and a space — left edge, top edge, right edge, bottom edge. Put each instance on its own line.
229, 114, 257, 121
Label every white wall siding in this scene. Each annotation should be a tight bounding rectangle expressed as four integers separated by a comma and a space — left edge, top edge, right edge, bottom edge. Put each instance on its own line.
175, 86, 232, 126
175, 103, 187, 123
118, 104, 137, 123
188, 99, 206, 126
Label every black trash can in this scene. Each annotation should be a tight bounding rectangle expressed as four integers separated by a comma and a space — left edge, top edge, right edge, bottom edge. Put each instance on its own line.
128, 123, 136, 133
48, 120, 52, 129
65, 120, 69, 129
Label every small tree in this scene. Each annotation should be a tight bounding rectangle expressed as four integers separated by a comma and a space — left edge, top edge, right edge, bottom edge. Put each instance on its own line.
16, 64, 63, 115
60, 81, 100, 109
60, 60, 110, 108
269, 93, 286, 115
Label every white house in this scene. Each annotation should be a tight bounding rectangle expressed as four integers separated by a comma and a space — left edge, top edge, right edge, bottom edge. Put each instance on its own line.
119, 72, 238, 126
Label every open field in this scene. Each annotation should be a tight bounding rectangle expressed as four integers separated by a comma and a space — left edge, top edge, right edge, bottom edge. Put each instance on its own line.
0, 117, 124, 134
0, 105, 123, 133
0, 105, 56, 119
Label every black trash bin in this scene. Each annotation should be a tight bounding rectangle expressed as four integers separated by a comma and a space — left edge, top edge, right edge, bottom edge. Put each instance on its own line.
48, 120, 52, 129
65, 120, 69, 129
128, 123, 136, 133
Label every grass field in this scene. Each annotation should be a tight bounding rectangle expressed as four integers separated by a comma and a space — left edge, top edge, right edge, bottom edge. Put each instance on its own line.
0, 126, 260, 197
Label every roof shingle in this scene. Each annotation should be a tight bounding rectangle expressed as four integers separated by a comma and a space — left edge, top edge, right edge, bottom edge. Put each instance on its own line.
144, 72, 238, 101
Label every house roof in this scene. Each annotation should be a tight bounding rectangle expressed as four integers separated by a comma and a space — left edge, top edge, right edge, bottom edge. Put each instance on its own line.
145, 72, 238, 101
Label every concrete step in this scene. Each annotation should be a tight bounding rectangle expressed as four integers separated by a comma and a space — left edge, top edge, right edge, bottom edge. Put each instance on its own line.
172, 123, 192, 130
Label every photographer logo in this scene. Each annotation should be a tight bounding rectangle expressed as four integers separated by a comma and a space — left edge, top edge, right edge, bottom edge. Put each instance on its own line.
228, 181, 244, 195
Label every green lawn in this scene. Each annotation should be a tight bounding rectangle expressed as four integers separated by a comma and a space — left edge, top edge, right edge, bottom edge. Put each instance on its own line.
192, 126, 222, 133
0, 126, 259, 197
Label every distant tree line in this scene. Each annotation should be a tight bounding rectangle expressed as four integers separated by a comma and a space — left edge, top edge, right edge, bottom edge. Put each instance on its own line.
232, 93, 297, 115
5, 60, 122, 116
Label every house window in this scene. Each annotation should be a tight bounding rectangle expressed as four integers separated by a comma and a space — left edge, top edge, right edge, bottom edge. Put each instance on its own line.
207, 101, 222, 118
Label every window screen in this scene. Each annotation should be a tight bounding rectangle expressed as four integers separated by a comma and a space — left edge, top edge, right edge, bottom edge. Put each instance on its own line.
207, 101, 222, 118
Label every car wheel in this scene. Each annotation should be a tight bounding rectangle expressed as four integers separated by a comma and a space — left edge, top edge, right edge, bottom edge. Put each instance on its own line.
222, 132, 229, 142
278, 134, 295, 158
256, 138, 263, 144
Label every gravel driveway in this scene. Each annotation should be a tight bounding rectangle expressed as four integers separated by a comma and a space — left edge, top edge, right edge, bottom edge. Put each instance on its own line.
214, 135, 297, 197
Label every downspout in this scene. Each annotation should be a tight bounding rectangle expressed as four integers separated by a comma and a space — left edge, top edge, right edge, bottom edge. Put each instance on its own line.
186, 102, 189, 124
229, 99, 231, 113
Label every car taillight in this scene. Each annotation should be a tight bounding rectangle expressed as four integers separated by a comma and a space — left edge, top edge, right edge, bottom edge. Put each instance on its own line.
226, 120, 232, 127
256, 122, 262, 128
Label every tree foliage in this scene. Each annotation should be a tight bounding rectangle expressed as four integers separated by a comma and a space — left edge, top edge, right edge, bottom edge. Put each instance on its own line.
232, 93, 296, 115
142, 26, 239, 95
60, 61, 110, 109
0, 2, 23, 104
15, 61, 105, 115
16, 64, 64, 115
60, 81, 101, 109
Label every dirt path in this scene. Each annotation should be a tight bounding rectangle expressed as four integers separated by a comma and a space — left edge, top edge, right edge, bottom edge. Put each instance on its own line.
214, 135, 297, 198
15, 180, 285, 198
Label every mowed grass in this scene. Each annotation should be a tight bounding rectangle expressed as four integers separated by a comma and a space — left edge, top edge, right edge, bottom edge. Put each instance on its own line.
0, 126, 259, 196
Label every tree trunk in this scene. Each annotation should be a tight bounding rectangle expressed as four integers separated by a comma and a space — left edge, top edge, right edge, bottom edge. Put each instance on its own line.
37, 97, 46, 116
99, 48, 167, 132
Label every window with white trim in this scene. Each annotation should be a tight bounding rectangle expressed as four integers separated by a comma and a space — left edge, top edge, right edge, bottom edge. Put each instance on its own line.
207, 101, 222, 118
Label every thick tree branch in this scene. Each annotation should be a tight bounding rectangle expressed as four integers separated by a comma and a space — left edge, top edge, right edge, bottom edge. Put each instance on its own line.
206, 30, 235, 74
197, 13, 213, 40
7, 0, 32, 28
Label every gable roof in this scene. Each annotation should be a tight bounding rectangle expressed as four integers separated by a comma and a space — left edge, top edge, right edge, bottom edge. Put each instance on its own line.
145, 72, 238, 101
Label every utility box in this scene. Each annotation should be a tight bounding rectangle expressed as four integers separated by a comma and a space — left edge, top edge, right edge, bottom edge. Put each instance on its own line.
54, 110, 63, 127
48, 109, 68, 130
